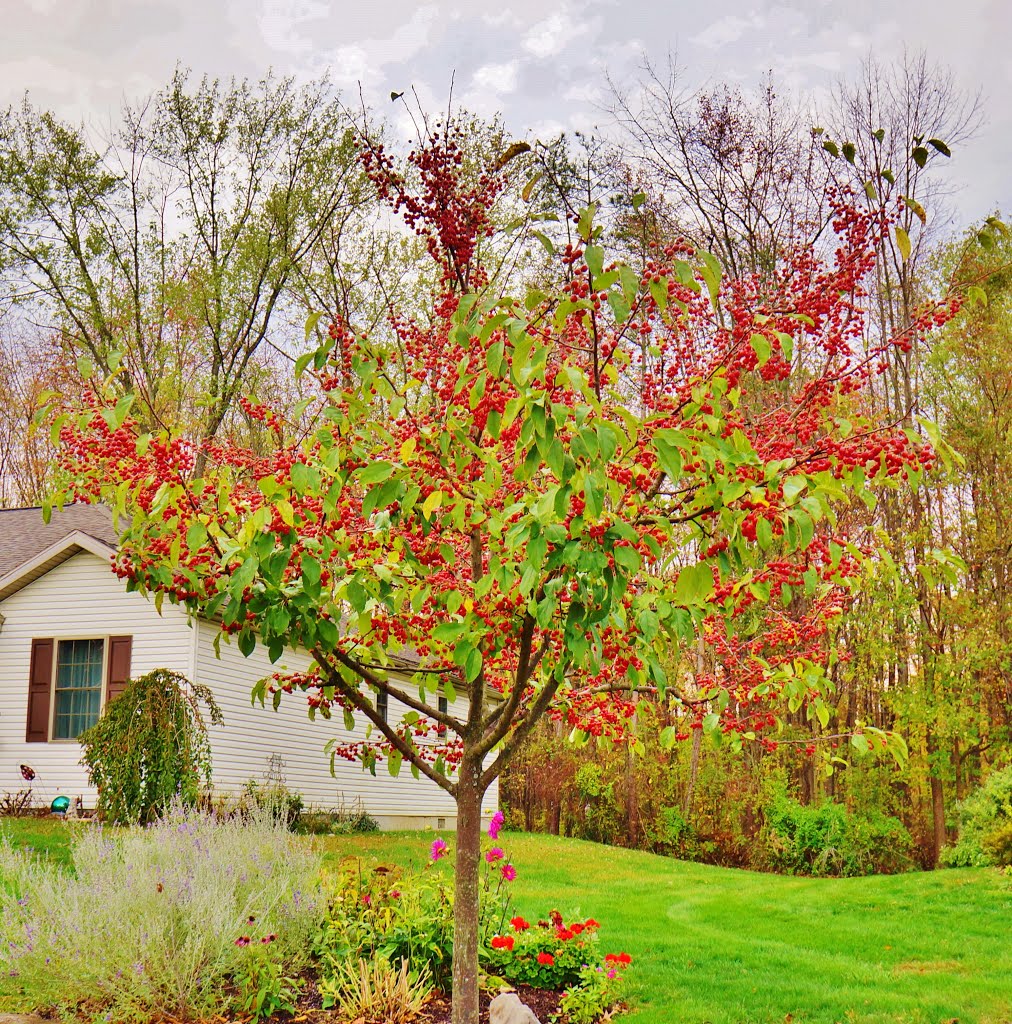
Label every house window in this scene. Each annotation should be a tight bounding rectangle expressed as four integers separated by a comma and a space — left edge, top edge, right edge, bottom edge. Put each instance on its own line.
52, 639, 105, 739
437, 694, 448, 736
376, 689, 388, 722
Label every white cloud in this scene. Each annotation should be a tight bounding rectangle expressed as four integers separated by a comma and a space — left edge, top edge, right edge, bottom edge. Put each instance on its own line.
691, 13, 764, 50
472, 61, 519, 94
257, 0, 330, 57
522, 9, 592, 59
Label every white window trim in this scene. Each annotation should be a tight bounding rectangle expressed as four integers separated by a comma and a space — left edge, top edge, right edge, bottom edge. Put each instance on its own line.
48, 636, 110, 743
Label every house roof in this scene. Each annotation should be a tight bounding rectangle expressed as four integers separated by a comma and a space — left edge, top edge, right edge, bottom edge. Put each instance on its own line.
0, 505, 119, 603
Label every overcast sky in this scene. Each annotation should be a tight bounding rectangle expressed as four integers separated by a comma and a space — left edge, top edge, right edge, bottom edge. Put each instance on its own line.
1, 0, 1008, 225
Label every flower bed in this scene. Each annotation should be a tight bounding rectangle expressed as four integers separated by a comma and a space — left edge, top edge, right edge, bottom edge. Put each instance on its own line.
1, 806, 629, 1023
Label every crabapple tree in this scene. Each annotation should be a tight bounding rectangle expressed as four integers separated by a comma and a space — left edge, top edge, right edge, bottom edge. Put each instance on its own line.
49, 122, 951, 1024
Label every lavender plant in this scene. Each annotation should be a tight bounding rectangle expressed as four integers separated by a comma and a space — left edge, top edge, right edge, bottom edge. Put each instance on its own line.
0, 800, 321, 1021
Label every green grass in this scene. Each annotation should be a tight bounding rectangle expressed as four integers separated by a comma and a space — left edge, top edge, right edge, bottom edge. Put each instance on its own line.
317, 831, 1012, 1024
2, 820, 1010, 1023
0, 817, 75, 868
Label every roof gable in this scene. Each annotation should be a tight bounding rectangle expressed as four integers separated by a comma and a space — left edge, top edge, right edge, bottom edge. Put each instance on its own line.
0, 505, 119, 578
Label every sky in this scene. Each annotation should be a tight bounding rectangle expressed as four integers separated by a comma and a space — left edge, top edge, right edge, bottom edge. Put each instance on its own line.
0, 0, 1008, 226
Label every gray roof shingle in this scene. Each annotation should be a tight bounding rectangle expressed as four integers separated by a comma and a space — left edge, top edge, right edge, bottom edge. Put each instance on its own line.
0, 505, 119, 578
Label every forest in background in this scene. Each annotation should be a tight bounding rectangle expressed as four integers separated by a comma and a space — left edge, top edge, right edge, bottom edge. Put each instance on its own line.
1, 52, 1009, 872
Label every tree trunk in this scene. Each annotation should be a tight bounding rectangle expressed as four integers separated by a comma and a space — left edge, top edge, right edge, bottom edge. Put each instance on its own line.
930, 773, 946, 867
451, 757, 482, 1024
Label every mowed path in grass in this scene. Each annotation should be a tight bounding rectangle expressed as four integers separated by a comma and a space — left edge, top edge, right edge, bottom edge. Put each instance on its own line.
320, 831, 1012, 1024
2, 821, 1009, 1023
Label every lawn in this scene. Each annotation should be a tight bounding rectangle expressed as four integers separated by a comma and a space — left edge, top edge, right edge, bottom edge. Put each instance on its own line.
2, 819, 1010, 1023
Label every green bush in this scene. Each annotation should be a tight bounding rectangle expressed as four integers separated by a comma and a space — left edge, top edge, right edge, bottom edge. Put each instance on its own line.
756, 794, 914, 876
942, 767, 1012, 867
297, 801, 380, 836
981, 821, 1012, 867
315, 861, 455, 991
79, 669, 223, 824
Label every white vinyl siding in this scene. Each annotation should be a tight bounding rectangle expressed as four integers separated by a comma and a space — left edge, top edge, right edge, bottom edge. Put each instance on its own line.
0, 549, 499, 826
193, 619, 499, 827
0, 551, 194, 800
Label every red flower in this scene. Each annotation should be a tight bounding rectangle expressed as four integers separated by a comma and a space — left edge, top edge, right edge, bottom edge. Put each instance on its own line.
556, 928, 574, 941
510, 916, 530, 931
618, 952, 632, 965
584, 918, 600, 929
606, 952, 633, 966
537, 952, 554, 966
571, 922, 585, 935
491, 935, 515, 952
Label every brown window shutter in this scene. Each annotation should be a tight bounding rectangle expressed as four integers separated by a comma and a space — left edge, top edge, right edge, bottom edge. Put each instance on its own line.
105, 635, 133, 703
26, 638, 54, 742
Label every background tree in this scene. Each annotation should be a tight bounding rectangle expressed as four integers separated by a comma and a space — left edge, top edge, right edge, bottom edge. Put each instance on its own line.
0, 69, 365, 454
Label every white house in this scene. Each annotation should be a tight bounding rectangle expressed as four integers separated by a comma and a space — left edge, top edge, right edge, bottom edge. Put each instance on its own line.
0, 505, 496, 828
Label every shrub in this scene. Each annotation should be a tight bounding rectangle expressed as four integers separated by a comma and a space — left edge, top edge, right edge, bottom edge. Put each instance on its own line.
756, 793, 914, 876
981, 821, 1012, 867
79, 669, 223, 824
318, 956, 431, 1022
239, 779, 305, 830
558, 960, 629, 1024
298, 799, 380, 836
941, 767, 1012, 867
0, 800, 321, 1021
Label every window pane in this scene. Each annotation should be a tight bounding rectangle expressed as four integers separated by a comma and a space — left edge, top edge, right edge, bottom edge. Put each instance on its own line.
54, 639, 104, 739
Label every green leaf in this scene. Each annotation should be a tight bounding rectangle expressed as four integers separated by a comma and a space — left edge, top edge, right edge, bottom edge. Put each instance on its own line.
894, 226, 912, 261
842, 141, 856, 164
357, 461, 394, 485
674, 562, 713, 605
902, 195, 927, 224
304, 310, 326, 344
912, 146, 929, 169
291, 462, 320, 496
186, 520, 208, 550
584, 244, 605, 280
750, 333, 772, 367
822, 140, 839, 158
927, 138, 951, 158
532, 231, 555, 256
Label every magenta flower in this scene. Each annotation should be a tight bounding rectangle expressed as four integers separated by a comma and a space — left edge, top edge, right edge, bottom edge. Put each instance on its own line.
485, 846, 505, 863
488, 810, 505, 840
234, 936, 251, 947
431, 837, 448, 862
501, 862, 517, 882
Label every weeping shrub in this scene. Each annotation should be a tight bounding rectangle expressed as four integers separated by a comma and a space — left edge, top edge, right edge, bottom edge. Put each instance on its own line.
79, 668, 223, 824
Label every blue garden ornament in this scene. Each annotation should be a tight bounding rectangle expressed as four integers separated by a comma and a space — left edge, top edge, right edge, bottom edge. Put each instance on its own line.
51, 795, 70, 814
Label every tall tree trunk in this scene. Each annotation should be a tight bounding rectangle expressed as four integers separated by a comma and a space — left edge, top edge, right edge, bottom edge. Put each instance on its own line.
683, 728, 702, 818
451, 756, 482, 1024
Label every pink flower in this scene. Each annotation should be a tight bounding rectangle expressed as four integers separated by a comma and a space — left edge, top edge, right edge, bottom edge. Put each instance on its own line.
488, 810, 505, 840
235, 936, 251, 947
485, 846, 504, 863
431, 837, 448, 862
501, 862, 517, 882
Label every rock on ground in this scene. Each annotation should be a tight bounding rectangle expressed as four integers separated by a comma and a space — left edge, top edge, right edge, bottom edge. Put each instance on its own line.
489, 991, 542, 1024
